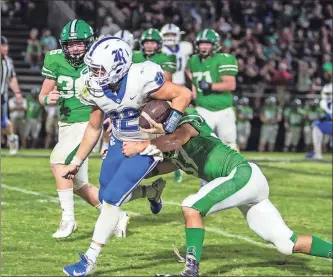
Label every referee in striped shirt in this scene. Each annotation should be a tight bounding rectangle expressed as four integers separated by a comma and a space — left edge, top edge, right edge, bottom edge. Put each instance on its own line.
1, 36, 22, 155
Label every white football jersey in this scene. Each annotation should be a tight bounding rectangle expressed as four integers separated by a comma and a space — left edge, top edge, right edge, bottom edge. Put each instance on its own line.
162, 41, 193, 85
79, 61, 165, 141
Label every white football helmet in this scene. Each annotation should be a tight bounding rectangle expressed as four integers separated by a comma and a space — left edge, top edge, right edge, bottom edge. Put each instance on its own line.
160, 23, 182, 46
321, 83, 332, 103
114, 30, 135, 49
84, 36, 132, 89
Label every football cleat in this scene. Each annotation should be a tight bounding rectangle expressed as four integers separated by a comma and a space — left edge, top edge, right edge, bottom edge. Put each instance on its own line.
305, 152, 322, 160
173, 169, 183, 183
8, 135, 19, 155
63, 253, 96, 276
52, 220, 77, 239
148, 178, 166, 214
155, 255, 200, 277
113, 212, 130, 238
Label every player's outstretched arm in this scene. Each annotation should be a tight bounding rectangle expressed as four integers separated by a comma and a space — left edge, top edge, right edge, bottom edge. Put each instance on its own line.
62, 106, 103, 179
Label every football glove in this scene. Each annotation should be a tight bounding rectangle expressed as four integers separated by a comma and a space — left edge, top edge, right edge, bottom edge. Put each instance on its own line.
198, 81, 212, 95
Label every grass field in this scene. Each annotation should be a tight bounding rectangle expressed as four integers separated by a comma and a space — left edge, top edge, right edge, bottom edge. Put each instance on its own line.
1, 150, 332, 276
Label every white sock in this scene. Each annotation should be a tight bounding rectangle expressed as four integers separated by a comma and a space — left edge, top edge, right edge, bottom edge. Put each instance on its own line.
95, 203, 102, 211
85, 242, 102, 264
57, 188, 74, 221
92, 201, 122, 245
102, 142, 109, 152
7, 134, 16, 142
312, 126, 323, 157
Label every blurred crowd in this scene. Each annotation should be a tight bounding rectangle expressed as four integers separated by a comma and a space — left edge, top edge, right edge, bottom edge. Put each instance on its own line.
1, 0, 332, 151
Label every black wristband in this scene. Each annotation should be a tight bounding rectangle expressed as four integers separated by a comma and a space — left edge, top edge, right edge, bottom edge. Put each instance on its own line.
163, 108, 184, 134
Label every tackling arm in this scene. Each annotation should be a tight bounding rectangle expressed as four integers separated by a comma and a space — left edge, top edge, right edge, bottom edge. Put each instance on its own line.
163, 71, 172, 82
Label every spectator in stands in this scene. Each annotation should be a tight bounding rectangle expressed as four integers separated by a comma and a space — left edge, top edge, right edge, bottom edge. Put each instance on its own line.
40, 28, 57, 55
23, 87, 42, 148
26, 28, 42, 70
100, 16, 120, 37
8, 93, 27, 146
297, 61, 312, 93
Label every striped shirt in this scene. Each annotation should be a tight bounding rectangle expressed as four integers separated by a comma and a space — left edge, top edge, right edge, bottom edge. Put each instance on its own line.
1, 56, 16, 103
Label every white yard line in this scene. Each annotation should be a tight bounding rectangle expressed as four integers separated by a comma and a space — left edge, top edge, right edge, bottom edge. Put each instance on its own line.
2, 183, 274, 249
1, 184, 140, 216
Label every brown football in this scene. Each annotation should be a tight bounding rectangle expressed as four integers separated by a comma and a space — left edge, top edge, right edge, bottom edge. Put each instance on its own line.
139, 100, 171, 129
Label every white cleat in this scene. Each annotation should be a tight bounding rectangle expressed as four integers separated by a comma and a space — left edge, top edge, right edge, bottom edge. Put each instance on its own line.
113, 212, 130, 238
8, 135, 19, 155
52, 220, 77, 239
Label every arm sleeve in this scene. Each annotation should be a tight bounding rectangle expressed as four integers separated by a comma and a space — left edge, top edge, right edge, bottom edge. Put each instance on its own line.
218, 54, 238, 77
41, 52, 57, 80
142, 61, 165, 96
161, 54, 177, 73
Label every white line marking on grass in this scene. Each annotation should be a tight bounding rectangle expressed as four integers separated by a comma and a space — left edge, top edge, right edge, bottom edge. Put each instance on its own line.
1, 184, 140, 216
0, 184, 277, 250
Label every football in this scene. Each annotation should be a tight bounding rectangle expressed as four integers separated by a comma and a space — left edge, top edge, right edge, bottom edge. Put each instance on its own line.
139, 100, 171, 129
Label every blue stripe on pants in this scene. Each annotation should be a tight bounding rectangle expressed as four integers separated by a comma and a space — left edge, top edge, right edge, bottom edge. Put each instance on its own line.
99, 136, 158, 206
1, 103, 9, 128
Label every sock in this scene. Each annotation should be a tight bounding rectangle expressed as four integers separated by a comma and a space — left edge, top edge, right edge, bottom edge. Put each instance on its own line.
57, 188, 74, 221
7, 134, 16, 142
95, 203, 102, 211
102, 142, 109, 151
129, 185, 159, 201
310, 236, 332, 259
185, 228, 205, 262
92, 201, 122, 245
128, 186, 145, 201
312, 126, 323, 157
85, 242, 102, 264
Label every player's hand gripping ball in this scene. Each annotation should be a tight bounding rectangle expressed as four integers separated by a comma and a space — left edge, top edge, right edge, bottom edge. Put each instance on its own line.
139, 100, 171, 133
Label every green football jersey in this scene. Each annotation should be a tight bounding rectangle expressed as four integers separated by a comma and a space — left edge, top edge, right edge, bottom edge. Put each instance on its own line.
41, 49, 90, 123
187, 53, 238, 111
132, 51, 176, 73
237, 106, 253, 122
26, 96, 42, 119
261, 105, 281, 124
304, 107, 323, 126
164, 108, 247, 181
284, 108, 304, 127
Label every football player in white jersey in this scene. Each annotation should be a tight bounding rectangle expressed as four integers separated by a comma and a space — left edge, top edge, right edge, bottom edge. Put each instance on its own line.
161, 23, 193, 86
306, 83, 332, 159
97, 30, 136, 157
114, 30, 135, 50
62, 36, 191, 276
161, 23, 193, 183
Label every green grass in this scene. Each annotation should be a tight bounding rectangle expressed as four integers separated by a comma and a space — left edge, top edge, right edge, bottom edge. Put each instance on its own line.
1, 151, 332, 276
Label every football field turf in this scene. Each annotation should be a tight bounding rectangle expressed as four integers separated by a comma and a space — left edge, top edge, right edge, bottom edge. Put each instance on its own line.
1, 150, 332, 276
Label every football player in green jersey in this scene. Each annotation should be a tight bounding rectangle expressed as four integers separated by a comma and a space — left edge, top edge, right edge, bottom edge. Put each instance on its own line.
303, 99, 323, 152
122, 108, 332, 277
259, 96, 282, 152
283, 99, 304, 152
132, 28, 176, 81
187, 29, 238, 150
236, 97, 253, 150
38, 19, 103, 239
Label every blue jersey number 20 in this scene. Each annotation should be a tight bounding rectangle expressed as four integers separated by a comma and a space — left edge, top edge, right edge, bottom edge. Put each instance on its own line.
109, 107, 140, 132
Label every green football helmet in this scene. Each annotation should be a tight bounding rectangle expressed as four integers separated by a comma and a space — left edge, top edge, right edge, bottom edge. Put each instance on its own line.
140, 28, 163, 56
195, 29, 221, 57
59, 19, 95, 67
